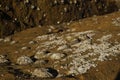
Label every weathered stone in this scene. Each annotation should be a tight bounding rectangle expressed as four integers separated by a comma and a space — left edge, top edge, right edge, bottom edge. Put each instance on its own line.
34, 60, 49, 66
34, 50, 51, 59
17, 56, 33, 65
50, 53, 66, 60
32, 68, 58, 78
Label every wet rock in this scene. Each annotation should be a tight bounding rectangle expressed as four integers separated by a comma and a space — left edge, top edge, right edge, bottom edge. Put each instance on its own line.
17, 56, 33, 65
50, 53, 66, 60
32, 68, 58, 78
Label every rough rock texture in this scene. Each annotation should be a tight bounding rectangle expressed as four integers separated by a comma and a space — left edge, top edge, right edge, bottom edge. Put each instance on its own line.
0, 0, 119, 37
32, 68, 58, 78
0, 9, 120, 80
34, 30, 120, 76
17, 55, 33, 65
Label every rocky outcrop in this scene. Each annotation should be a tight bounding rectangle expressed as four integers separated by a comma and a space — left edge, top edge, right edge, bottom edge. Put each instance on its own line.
0, 0, 119, 37
0, 11, 120, 80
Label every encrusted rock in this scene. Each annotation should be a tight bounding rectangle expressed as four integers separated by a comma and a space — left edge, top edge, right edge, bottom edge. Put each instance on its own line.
32, 68, 58, 78
34, 29, 120, 76
34, 50, 51, 59
50, 53, 66, 60
17, 56, 33, 65
34, 60, 49, 66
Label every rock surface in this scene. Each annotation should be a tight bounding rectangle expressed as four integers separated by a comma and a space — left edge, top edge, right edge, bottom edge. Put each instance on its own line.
0, 11, 120, 80
17, 56, 33, 65
50, 53, 66, 60
32, 68, 58, 78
